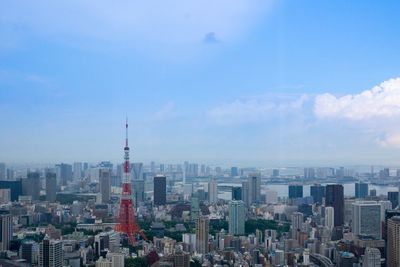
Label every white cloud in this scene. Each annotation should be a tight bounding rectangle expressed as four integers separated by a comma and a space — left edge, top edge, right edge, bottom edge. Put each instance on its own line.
0, 0, 274, 46
314, 77, 400, 120
207, 94, 308, 124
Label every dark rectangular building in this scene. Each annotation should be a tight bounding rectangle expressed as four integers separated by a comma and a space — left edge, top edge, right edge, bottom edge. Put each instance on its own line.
232, 187, 242, 201
325, 184, 344, 227
0, 180, 22, 201
154, 175, 166, 205
23, 172, 41, 201
310, 184, 325, 204
388, 191, 399, 209
355, 182, 368, 199
45, 173, 57, 202
288, 185, 303, 199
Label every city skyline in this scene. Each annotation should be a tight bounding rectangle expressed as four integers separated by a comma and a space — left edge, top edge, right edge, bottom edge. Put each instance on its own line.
1, 1, 400, 165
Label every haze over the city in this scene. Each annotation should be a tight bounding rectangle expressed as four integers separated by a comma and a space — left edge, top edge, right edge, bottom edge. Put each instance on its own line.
1, 1, 400, 166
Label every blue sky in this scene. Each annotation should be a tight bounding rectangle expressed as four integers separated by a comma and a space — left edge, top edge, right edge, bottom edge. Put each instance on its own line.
1, 1, 400, 166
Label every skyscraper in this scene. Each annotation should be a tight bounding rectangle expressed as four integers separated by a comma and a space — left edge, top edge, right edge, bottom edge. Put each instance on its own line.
39, 239, 63, 267
208, 180, 217, 204
352, 201, 381, 239
196, 216, 209, 254
190, 194, 200, 221
355, 182, 369, 199
153, 175, 166, 206
387, 216, 400, 267
241, 181, 250, 206
230, 167, 239, 177
55, 163, 72, 186
248, 173, 261, 204
131, 162, 143, 180
99, 169, 111, 204
289, 185, 303, 199
73, 162, 82, 180
0, 212, 12, 251
45, 172, 57, 202
228, 200, 245, 235
310, 184, 325, 204
325, 184, 344, 227
291, 212, 304, 242
325, 206, 334, 231
132, 179, 145, 205
25, 172, 41, 201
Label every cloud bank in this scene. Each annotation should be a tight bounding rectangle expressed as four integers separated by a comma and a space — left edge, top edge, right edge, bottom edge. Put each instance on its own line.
314, 78, 400, 120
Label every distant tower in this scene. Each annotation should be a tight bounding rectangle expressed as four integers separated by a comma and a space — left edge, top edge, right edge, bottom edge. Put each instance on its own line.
208, 180, 218, 204
99, 169, 111, 204
115, 120, 147, 244
45, 173, 57, 202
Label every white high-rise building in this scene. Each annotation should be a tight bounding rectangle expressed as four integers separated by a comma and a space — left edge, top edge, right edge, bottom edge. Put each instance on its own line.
325, 207, 334, 231
303, 249, 310, 265
208, 180, 218, 204
291, 212, 304, 241
182, 233, 196, 252
362, 247, 381, 267
352, 201, 381, 239
228, 200, 245, 235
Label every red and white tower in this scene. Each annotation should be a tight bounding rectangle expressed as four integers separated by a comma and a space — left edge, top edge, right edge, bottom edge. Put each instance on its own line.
116, 119, 147, 245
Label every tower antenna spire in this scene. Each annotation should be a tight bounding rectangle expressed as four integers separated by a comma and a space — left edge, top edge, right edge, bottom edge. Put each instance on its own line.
125, 117, 128, 147
116, 117, 147, 245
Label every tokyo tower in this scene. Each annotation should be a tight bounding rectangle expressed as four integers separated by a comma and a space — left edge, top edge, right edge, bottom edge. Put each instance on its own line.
115, 119, 147, 245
